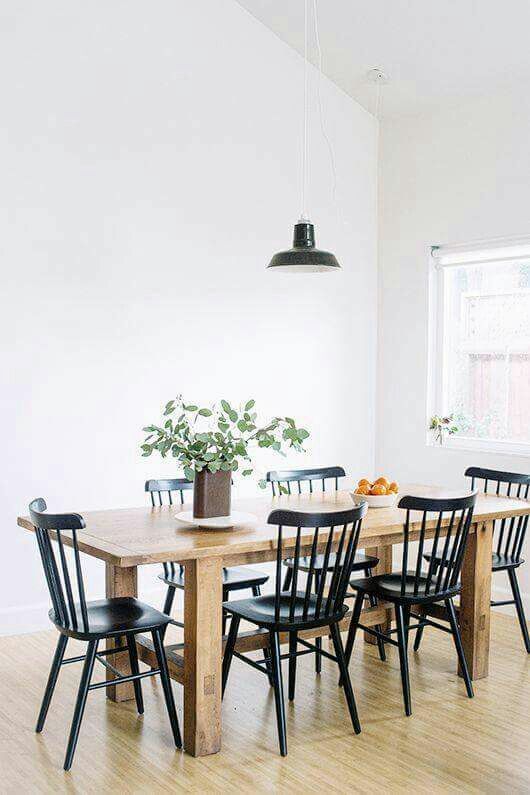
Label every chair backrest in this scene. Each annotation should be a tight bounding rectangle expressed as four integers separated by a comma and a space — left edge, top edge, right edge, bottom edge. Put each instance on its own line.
465, 467, 529, 561
29, 497, 89, 632
397, 493, 477, 598
267, 503, 367, 623
266, 466, 345, 496
145, 477, 193, 506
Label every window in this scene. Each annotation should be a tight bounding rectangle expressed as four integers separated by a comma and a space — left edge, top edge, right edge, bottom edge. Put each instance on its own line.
429, 236, 530, 455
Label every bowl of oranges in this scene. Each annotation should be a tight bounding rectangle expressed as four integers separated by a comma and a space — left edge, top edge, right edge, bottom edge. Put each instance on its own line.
351, 477, 399, 508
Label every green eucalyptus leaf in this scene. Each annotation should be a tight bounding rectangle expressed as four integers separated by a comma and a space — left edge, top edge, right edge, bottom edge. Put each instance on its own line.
142, 397, 311, 484
184, 466, 195, 481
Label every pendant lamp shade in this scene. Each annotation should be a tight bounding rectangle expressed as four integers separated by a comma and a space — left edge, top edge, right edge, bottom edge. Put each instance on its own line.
267, 221, 341, 273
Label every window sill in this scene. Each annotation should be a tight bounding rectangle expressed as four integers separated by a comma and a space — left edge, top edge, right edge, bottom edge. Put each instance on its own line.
426, 437, 530, 459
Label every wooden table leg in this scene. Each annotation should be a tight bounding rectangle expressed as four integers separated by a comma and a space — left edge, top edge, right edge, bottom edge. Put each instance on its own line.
364, 545, 393, 644
183, 557, 222, 756
459, 520, 493, 680
105, 564, 138, 702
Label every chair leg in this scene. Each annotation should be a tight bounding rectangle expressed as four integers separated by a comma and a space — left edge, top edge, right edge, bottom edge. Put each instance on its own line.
222, 587, 229, 636
163, 585, 176, 617
365, 568, 386, 662
282, 566, 293, 592
160, 586, 177, 644
395, 604, 412, 716
63, 639, 98, 771
127, 633, 144, 714
413, 606, 426, 651
314, 571, 322, 673
445, 598, 474, 698
251, 585, 273, 686
36, 633, 68, 733
314, 637, 322, 673
151, 628, 182, 748
222, 614, 241, 697
288, 632, 297, 701
415, 561, 440, 651
508, 568, 530, 653
330, 623, 361, 734
269, 630, 287, 756
339, 591, 364, 686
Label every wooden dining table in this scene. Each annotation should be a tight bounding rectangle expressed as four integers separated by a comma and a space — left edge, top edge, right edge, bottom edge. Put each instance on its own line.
18, 481, 530, 757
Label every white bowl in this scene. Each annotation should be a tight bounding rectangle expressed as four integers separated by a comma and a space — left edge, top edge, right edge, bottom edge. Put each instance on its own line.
350, 491, 398, 509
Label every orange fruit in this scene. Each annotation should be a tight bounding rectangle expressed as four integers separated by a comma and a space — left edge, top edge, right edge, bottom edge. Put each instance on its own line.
355, 485, 371, 495
370, 484, 386, 496
389, 481, 399, 493
358, 478, 371, 487
374, 476, 389, 487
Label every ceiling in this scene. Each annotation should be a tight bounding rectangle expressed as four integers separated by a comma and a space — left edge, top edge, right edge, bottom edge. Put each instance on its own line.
236, 0, 530, 117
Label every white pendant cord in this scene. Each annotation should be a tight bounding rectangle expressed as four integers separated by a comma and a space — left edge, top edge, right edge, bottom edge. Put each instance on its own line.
313, 0, 340, 226
375, 80, 382, 120
300, 0, 309, 221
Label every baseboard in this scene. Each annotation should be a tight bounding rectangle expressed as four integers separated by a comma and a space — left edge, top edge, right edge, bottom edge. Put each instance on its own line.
0, 585, 169, 637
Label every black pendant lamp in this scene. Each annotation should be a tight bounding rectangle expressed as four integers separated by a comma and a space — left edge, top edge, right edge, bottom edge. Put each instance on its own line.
267, 219, 340, 273
267, 0, 341, 274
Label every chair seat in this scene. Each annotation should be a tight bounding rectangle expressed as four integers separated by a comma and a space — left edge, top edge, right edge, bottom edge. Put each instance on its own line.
492, 552, 524, 571
283, 552, 379, 573
350, 572, 461, 604
159, 565, 269, 592
424, 551, 525, 573
50, 597, 172, 639
223, 592, 347, 630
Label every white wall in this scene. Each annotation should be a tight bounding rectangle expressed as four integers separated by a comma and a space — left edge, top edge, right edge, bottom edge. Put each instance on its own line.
0, 0, 378, 634
377, 90, 530, 610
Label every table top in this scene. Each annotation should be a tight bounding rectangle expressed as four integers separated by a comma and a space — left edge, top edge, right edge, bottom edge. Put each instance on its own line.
17, 482, 530, 568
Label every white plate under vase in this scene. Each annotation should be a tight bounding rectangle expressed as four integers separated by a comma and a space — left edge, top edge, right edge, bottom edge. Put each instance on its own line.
175, 510, 258, 529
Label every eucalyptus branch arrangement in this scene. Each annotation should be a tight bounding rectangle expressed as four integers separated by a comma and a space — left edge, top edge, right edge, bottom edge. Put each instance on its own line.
429, 414, 459, 446
141, 396, 310, 485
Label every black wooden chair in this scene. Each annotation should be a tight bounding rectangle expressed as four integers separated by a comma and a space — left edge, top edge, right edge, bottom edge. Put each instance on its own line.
266, 467, 385, 668
343, 492, 477, 716
222, 503, 368, 756
146, 478, 269, 633
28, 498, 181, 771
414, 467, 530, 653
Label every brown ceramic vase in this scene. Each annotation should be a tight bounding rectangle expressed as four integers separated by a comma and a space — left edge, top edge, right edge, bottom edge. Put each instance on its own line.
192, 469, 231, 518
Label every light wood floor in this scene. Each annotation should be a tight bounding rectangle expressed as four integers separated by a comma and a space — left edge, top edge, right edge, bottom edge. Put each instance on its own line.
0, 612, 529, 794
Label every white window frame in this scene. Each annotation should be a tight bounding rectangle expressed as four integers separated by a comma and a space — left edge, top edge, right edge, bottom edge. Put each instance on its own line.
427, 234, 530, 457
